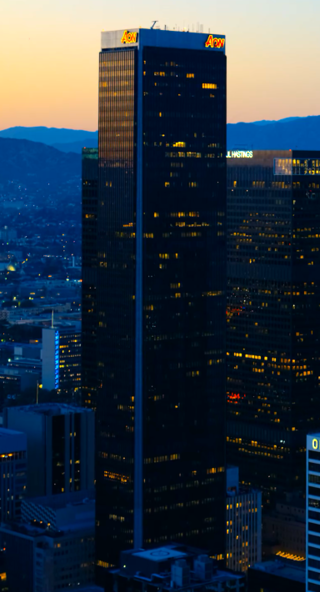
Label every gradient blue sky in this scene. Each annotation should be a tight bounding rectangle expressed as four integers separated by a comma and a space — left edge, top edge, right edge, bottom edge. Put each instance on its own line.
1, 0, 320, 130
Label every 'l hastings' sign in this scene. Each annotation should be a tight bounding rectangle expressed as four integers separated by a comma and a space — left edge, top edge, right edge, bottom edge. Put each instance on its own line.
226, 151, 253, 159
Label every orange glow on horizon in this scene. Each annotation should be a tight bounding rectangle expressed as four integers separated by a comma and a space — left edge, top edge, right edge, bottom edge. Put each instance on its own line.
1, 2, 320, 130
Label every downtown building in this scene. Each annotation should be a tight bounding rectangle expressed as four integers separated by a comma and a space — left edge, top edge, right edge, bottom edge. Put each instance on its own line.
0, 490, 96, 592
42, 325, 81, 395
227, 151, 320, 495
82, 27, 227, 570
307, 432, 320, 592
226, 466, 262, 572
4, 403, 94, 496
0, 428, 27, 522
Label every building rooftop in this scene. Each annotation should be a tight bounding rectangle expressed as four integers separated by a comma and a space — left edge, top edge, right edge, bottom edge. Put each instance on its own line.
101, 28, 226, 54
22, 489, 95, 533
115, 544, 244, 589
250, 559, 305, 583
77, 584, 104, 592
133, 547, 187, 562
0, 427, 27, 453
7, 402, 92, 416
0, 342, 42, 350
25, 489, 95, 511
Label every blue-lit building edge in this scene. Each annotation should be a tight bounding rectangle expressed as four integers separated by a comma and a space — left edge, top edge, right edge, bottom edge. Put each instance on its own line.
54, 331, 59, 389
306, 435, 320, 592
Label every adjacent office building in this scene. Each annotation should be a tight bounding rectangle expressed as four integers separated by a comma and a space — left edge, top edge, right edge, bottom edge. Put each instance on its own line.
226, 466, 262, 572
248, 558, 305, 592
227, 151, 320, 494
306, 432, 320, 592
0, 428, 27, 522
107, 545, 245, 592
0, 366, 40, 398
82, 27, 227, 568
263, 493, 306, 559
0, 490, 95, 592
42, 325, 81, 394
4, 403, 94, 496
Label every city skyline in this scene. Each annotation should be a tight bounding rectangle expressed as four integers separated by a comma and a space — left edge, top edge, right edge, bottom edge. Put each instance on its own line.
1, 0, 320, 130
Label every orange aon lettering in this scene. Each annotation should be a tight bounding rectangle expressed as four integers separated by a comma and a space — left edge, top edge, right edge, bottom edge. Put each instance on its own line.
121, 30, 137, 44
205, 35, 225, 49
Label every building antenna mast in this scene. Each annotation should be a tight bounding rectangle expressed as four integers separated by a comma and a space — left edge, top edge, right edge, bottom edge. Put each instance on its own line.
151, 20, 158, 29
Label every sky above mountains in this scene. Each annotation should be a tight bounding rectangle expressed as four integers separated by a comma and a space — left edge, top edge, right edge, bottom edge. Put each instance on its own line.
1, 0, 320, 130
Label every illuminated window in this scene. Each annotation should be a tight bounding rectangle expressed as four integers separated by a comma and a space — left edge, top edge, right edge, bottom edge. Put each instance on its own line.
202, 83, 217, 89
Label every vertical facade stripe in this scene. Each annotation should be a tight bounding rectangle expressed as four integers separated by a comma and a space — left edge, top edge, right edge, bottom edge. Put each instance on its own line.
133, 41, 144, 549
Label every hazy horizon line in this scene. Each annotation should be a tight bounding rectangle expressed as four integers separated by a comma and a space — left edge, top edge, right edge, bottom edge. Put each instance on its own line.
1, 114, 320, 134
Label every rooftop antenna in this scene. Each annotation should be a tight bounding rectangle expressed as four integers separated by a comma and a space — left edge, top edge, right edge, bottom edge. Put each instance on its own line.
151, 20, 158, 29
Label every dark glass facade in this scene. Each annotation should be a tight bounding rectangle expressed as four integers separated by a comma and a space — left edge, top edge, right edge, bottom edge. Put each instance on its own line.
227, 150, 320, 496
82, 28, 227, 571
82, 148, 98, 409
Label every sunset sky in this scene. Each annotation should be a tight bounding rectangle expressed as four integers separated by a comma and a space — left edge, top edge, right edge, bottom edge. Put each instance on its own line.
1, 0, 320, 131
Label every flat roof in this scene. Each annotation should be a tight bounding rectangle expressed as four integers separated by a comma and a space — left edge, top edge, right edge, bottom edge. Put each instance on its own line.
24, 489, 95, 511
251, 560, 305, 583
8, 403, 92, 416
133, 547, 187, 562
101, 27, 225, 54
0, 427, 27, 453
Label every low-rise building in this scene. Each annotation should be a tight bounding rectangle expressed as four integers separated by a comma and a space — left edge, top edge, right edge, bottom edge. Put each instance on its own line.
248, 558, 305, 592
4, 403, 94, 496
0, 490, 95, 592
226, 466, 262, 572
0, 427, 27, 522
263, 494, 306, 559
107, 545, 245, 592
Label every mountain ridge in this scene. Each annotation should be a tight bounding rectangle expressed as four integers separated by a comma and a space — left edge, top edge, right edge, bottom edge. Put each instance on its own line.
1, 115, 320, 152
0, 126, 98, 146
0, 137, 81, 187
227, 115, 320, 150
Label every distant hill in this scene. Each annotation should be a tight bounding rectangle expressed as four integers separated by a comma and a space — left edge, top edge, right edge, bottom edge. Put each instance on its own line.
1, 116, 320, 154
0, 126, 98, 147
0, 138, 81, 187
250, 116, 302, 126
227, 115, 320, 150
52, 138, 98, 153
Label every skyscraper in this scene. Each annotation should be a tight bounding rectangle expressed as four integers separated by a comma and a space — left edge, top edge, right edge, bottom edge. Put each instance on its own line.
83, 27, 227, 570
306, 432, 320, 592
227, 150, 320, 495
